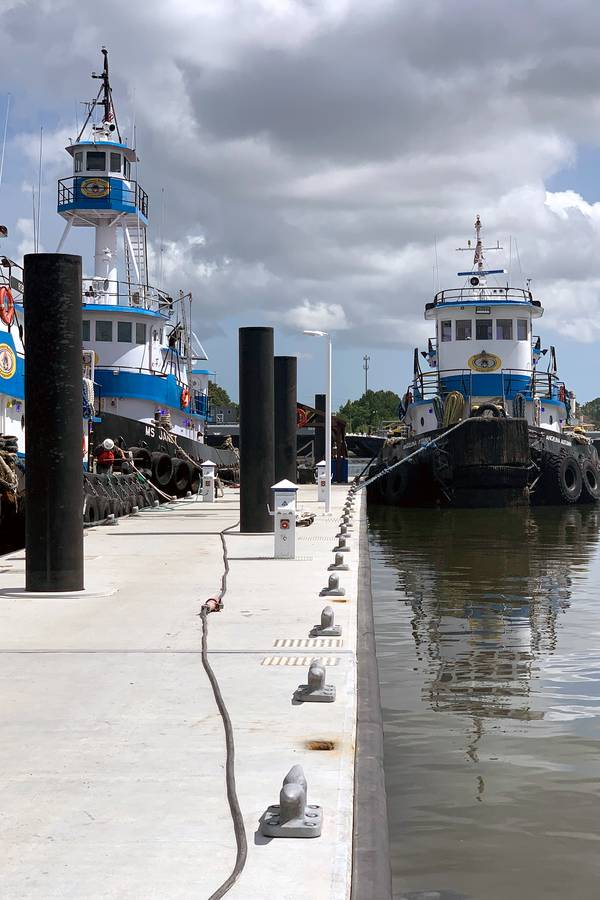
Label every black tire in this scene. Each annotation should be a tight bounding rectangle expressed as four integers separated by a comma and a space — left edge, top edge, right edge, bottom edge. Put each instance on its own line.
473, 403, 501, 418
96, 498, 111, 521
541, 454, 582, 504
384, 464, 409, 504
151, 452, 172, 487
83, 495, 100, 524
129, 446, 152, 469
189, 467, 201, 495
168, 458, 191, 495
580, 459, 600, 503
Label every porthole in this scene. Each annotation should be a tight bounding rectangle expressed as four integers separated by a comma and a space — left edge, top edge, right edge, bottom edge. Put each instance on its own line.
420, 416, 425, 427
549, 415, 553, 425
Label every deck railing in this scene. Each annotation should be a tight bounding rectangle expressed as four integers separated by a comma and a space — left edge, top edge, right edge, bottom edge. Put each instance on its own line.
430, 286, 537, 306
412, 367, 566, 403
82, 277, 174, 313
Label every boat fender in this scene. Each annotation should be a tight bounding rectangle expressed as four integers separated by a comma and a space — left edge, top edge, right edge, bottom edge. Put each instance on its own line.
180, 387, 190, 409
0, 286, 15, 327
580, 458, 600, 503
473, 403, 501, 418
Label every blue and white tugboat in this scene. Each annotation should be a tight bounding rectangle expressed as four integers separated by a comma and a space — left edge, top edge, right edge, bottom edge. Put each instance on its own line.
0, 49, 237, 548
369, 216, 600, 507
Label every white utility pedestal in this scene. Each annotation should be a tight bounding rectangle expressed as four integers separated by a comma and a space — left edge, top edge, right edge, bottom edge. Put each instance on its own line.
271, 479, 298, 559
201, 461, 217, 503
316, 460, 327, 505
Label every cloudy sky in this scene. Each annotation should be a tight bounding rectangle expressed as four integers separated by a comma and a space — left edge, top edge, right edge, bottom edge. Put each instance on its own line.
2, 0, 600, 405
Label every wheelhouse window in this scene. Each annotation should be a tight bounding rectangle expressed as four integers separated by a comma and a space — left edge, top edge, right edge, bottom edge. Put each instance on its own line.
441, 320, 452, 342
110, 152, 122, 173
82, 319, 90, 341
135, 322, 146, 344
124, 159, 131, 179
476, 319, 492, 341
117, 321, 132, 342
86, 151, 106, 172
456, 319, 472, 341
517, 318, 529, 341
74, 152, 83, 173
96, 320, 112, 342
496, 319, 513, 340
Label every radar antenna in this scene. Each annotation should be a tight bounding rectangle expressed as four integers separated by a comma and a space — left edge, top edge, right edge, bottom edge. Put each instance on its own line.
76, 47, 122, 143
456, 216, 504, 278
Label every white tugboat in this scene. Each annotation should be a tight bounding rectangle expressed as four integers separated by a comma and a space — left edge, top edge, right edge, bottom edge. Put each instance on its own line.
0, 49, 238, 548
369, 216, 600, 507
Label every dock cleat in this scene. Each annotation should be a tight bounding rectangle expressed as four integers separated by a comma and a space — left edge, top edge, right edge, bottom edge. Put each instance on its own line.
310, 605, 342, 637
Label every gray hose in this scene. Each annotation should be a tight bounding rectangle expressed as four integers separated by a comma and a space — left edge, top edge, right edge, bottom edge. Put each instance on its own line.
201, 521, 247, 900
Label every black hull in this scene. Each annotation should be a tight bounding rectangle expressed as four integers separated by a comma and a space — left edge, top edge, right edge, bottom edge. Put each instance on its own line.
90, 412, 239, 470
346, 434, 385, 458
367, 418, 600, 509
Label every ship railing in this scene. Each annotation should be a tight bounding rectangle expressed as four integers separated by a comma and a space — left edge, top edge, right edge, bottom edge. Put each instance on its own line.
413, 368, 472, 401
58, 176, 149, 218
93, 364, 210, 418
431, 286, 535, 305
82, 277, 174, 314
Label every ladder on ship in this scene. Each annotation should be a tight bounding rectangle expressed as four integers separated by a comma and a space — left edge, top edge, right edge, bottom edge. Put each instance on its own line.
123, 224, 148, 295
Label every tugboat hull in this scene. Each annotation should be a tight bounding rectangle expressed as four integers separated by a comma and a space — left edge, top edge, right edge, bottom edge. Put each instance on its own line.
367, 418, 600, 508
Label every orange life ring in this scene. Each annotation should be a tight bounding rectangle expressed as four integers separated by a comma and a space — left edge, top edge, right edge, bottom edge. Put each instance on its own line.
180, 387, 191, 409
297, 408, 308, 428
0, 286, 15, 327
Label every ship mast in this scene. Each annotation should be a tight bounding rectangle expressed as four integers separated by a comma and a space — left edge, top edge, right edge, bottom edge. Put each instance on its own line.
76, 47, 122, 143
456, 216, 503, 283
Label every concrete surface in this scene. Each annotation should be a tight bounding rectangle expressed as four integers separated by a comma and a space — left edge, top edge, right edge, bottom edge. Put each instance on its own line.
0, 484, 361, 900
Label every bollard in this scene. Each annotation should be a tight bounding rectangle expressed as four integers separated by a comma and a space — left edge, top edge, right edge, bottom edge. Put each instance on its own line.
310, 605, 342, 637
153, 499, 160, 508
293, 659, 336, 703
336, 522, 352, 538
201, 460, 217, 503
274, 356, 298, 483
328, 552, 349, 572
24, 253, 84, 591
316, 460, 327, 504
271, 480, 298, 559
332, 535, 351, 553
320, 574, 345, 597
130, 505, 139, 516
239, 326, 274, 533
260, 765, 323, 837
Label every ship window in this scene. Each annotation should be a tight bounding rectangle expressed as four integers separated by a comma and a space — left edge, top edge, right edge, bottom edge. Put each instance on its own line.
441, 320, 452, 342
476, 319, 492, 340
456, 319, 472, 341
110, 152, 122, 173
74, 152, 83, 173
82, 319, 90, 341
517, 318, 529, 341
124, 159, 131, 179
135, 322, 146, 344
496, 318, 513, 340
87, 151, 106, 172
117, 321, 132, 342
96, 320, 113, 342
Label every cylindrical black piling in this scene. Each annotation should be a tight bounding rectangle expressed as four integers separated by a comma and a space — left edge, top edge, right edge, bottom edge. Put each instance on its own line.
274, 356, 297, 483
314, 393, 326, 462
24, 254, 84, 591
239, 327, 274, 533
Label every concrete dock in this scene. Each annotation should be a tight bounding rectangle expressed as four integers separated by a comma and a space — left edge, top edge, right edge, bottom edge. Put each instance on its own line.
0, 484, 389, 899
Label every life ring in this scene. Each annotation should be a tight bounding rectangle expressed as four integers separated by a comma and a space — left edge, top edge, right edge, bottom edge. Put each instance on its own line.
297, 408, 308, 428
180, 387, 190, 409
0, 286, 15, 327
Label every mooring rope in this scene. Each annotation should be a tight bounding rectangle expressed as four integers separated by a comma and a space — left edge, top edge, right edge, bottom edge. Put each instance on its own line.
199, 520, 247, 899
357, 418, 469, 491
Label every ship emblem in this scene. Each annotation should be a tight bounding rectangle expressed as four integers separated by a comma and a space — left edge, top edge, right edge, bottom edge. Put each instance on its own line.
80, 178, 110, 199
0, 343, 17, 379
468, 350, 501, 372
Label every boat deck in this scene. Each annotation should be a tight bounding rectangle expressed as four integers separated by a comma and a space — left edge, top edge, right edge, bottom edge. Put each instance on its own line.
0, 485, 365, 899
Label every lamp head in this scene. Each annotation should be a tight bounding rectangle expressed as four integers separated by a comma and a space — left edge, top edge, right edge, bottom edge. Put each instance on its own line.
303, 329, 328, 337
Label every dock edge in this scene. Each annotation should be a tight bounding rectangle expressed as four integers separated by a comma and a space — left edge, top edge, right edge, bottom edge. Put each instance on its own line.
351, 494, 393, 899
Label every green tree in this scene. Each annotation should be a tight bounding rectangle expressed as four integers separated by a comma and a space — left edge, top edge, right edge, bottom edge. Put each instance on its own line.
337, 389, 402, 432
208, 381, 239, 418
577, 398, 600, 425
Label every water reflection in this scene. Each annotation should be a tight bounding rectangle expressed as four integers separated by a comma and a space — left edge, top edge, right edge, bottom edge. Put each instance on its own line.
369, 504, 600, 900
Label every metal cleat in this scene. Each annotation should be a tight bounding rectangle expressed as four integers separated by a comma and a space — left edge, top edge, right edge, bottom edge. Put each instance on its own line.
320, 574, 345, 597
310, 605, 342, 637
260, 766, 323, 838
293, 659, 336, 703
332, 536, 351, 553
336, 522, 352, 538
152, 500, 160, 508
130, 505, 139, 515
104, 514, 118, 527
328, 552, 349, 571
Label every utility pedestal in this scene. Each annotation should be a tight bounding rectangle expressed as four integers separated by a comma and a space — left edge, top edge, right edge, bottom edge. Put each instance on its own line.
201, 460, 216, 503
271, 479, 298, 559
316, 460, 327, 505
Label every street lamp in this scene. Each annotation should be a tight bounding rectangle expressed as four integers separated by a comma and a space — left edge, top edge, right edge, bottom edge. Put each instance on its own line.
303, 329, 332, 513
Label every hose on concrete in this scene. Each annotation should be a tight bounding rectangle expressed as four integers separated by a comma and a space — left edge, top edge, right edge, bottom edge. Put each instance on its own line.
200, 520, 247, 899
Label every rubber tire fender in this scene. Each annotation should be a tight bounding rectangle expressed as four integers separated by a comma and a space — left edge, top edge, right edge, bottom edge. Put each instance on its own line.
96, 497, 111, 521
151, 452, 172, 487
384, 463, 409, 504
544, 454, 582, 504
580, 458, 600, 503
83, 495, 100, 524
473, 403, 501, 418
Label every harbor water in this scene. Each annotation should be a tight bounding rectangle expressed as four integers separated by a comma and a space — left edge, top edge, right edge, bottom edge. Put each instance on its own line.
368, 503, 600, 900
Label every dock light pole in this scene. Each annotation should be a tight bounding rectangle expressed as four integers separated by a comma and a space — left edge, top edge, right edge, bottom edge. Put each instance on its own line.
303, 330, 332, 513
